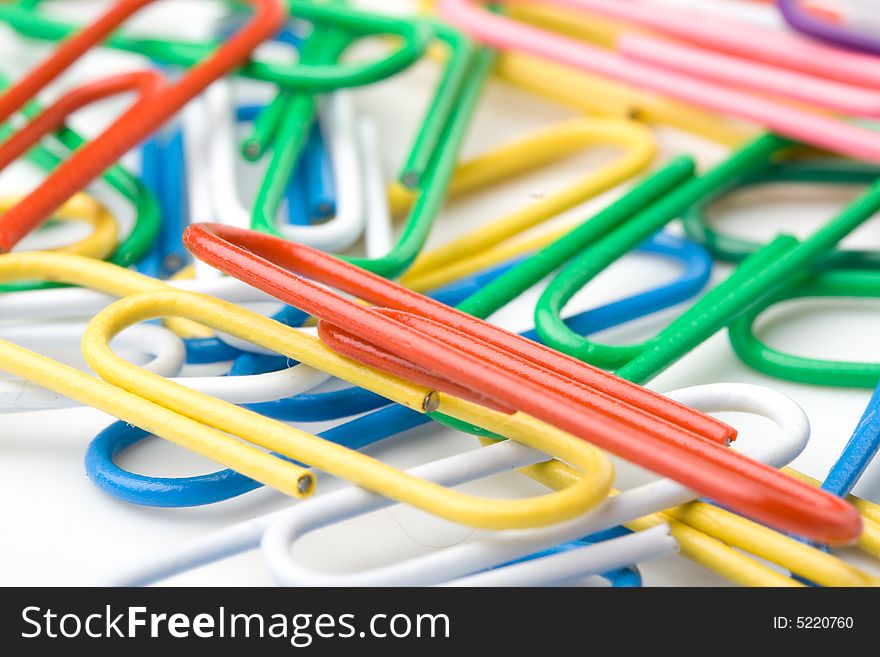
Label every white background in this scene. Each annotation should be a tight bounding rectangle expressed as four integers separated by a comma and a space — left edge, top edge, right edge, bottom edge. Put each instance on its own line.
0, 0, 879, 586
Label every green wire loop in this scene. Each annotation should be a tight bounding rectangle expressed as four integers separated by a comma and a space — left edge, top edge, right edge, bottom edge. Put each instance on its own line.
523, 131, 880, 387
533, 133, 790, 370
0, 0, 431, 90
729, 268, 880, 388
247, 18, 484, 280
682, 158, 880, 269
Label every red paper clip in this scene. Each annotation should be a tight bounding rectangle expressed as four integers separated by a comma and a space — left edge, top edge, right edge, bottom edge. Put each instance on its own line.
183, 224, 862, 545
0, 0, 286, 253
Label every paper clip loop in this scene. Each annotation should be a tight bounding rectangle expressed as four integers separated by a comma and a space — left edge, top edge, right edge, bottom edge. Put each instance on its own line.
183, 223, 862, 544
0, 0, 287, 253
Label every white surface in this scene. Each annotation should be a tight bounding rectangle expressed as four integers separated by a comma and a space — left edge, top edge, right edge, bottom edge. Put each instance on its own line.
0, 0, 879, 587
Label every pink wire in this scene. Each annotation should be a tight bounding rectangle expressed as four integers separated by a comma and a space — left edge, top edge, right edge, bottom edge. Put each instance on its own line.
546, 0, 880, 88
439, 0, 880, 163
619, 33, 880, 118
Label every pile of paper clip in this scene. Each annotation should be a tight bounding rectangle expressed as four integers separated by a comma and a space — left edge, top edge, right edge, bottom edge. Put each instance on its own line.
1, 0, 880, 588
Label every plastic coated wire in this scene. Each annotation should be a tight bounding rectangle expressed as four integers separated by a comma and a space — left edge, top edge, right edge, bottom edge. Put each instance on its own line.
78, 284, 615, 530
0, 0, 287, 253
184, 223, 862, 544
729, 268, 880, 388
0, 74, 160, 287
0, 0, 432, 90
0, 193, 117, 260
438, 0, 880, 163
83, 230, 711, 507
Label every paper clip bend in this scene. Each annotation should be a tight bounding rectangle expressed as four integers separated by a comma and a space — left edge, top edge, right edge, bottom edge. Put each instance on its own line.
80, 285, 614, 530
777, 0, 880, 55
183, 223, 862, 544
103, 383, 807, 586
0, 0, 430, 90
82, 231, 710, 508
682, 158, 880, 269
729, 268, 880, 388
0, 0, 287, 254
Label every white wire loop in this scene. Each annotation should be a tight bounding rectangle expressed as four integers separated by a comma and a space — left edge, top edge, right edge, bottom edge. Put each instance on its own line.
106, 383, 809, 587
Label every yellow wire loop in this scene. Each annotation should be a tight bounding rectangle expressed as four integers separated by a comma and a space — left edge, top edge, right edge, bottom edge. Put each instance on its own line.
0, 250, 209, 338
75, 283, 614, 529
1, 193, 118, 259
400, 117, 656, 289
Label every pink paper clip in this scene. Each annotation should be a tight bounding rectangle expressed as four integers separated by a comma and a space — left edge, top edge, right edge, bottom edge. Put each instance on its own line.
439, 0, 880, 163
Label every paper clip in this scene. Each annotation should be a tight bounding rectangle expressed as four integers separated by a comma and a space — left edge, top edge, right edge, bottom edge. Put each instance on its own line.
105, 383, 820, 587
530, 134, 880, 382
683, 158, 880, 269
785, 384, 880, 560
0, 0, 289, 254
778, 0, 880, 55
182, 222, 861, 543
0, 0, 429, 90
0, 73, 160, 287
0, 252, 614, 526
728, 265, 880, 388
78, 294, 615, 528
82, 228, 710, 507
438, 0, 880, 163
668, 155, 880, 388
399, 116, 656, 290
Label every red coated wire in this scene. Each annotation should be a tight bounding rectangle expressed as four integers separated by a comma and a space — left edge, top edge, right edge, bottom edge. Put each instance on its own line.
0, 0, 286, 253
183, 223, 863, 545
190, 224, 736, 445
0, 72, 164, 172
